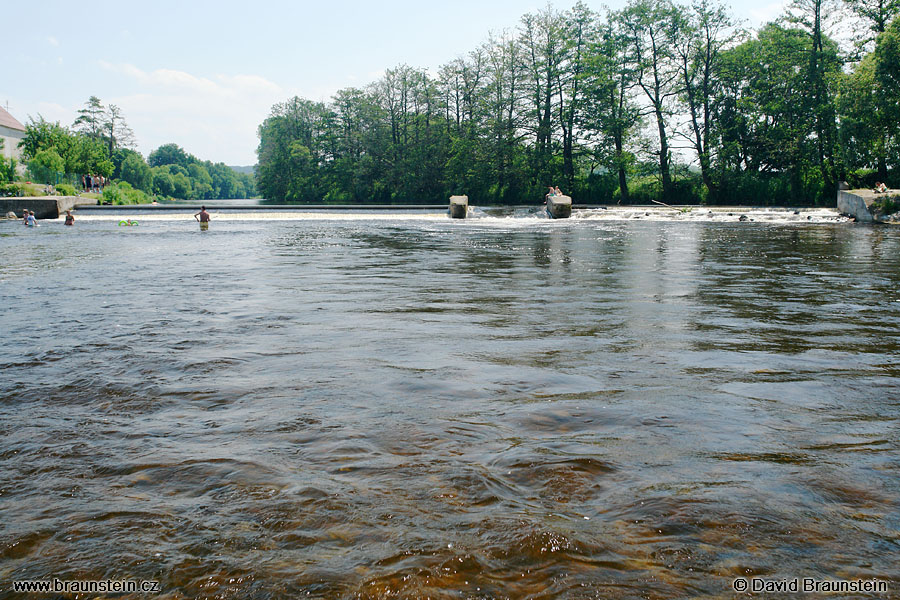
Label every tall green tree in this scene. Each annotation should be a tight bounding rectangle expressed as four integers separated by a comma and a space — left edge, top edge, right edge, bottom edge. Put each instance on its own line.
557, 2, 596, 192
19, 117, 72, 161
519, 6, 569, 192
73, 96, 105, 139
580, 15, 642, 202
120, 152, 152, 191
148, 143, 195, 168
673, 0, 736, 201
789, 0, 843, 194
620, 0, 686, 200
482, 32, 528, 202
844, 0, 900, 47
104, 104, 136, 154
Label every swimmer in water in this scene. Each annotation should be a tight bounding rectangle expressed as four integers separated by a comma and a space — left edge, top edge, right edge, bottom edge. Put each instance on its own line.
25, 210, 36, 227
64, 210, 74, 226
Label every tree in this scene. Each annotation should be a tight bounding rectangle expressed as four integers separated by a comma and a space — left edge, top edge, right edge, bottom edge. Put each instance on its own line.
19, 117, 72, 161
73, 96, 105, 139
171, 172, 192, 198
874, 17, 900, 117
148, 143, 195, 167
581, 14, 643, 203
620, 0, 686, 200
844, 0, 900, 47
519, 6, 568, 192
104, 104, 136, 154
557, 2, 596, 191
673, 0, 737, 201
0, 139, 15, 184
249, 2, 893, 206
788, 0, 843, 195
28, 148, 65, 184
868, 16, 900, 176
67, 135, 113, 177
120, 153, 152, 191
151, 168, 175, 196
482, 31, 528, 202
187, 163, 214, 198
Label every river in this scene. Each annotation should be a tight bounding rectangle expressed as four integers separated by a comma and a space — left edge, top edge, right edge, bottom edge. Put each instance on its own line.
1, 211, 898, 598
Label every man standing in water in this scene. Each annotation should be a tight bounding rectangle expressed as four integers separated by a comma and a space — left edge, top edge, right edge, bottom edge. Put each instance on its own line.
194, 206, 210, 231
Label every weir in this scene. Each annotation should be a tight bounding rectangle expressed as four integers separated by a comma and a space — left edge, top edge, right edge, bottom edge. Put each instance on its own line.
73, 204, 447, 213
0, 196, 97, 219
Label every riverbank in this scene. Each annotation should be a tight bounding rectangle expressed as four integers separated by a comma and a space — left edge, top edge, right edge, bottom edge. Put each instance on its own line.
838, 188, 900, 223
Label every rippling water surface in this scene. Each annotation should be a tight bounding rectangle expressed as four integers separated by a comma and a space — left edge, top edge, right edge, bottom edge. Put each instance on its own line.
2, 213, 899, 599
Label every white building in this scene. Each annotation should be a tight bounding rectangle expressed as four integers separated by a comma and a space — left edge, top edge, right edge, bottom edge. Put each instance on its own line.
0, 106, 26, 162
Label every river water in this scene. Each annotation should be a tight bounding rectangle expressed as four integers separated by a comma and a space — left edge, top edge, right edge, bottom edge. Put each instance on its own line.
2, 210, 899, 599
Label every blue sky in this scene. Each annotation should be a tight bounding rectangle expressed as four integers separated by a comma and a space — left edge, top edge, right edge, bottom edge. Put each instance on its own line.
3, 0, 788, 165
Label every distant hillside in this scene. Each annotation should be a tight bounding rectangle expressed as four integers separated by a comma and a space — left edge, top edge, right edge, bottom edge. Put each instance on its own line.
228, 165, 256, 175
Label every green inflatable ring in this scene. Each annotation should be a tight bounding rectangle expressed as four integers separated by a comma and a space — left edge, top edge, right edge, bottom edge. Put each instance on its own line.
118, 220, 139, 226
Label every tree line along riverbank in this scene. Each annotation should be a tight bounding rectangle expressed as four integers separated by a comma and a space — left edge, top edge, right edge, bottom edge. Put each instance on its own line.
255, 0, 899, 208
1, 96, 256, 205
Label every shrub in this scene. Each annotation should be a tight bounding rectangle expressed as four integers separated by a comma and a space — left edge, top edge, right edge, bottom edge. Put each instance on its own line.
101, 185, 122, 205
56, 183, 76, 196
27, 149, 65, 184
0, 183, 22, 197
0, 156, 15, 184
872, 196, 899, 216
846, 168, 877, 189
102, 182, 153, 205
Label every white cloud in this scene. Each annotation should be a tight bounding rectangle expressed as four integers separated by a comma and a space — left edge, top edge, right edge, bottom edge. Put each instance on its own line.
748, 1, 787, 26
33, 102, 74, 124
98, 62, 290, 164
47, 36, 59, 47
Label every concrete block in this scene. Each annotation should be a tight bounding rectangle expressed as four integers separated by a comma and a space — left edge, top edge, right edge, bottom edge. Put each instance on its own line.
449, 195, 468, 219
546, 195, 572, 219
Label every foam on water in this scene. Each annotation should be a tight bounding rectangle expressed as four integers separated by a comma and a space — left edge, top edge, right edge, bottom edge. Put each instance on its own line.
60, 205, 850, 225
573, 206, 848, 224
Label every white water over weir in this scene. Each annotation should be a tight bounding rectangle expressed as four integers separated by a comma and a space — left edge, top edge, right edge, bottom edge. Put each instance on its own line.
67, 204, 850, 224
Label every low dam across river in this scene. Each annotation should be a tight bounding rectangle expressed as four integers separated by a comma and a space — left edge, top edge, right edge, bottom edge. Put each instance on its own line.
0, 196, 96, 219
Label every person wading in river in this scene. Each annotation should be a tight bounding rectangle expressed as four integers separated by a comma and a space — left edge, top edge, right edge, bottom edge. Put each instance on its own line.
194, 206, 211, 230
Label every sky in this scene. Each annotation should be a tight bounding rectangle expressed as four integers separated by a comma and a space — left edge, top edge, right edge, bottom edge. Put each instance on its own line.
3, 0, 789, 166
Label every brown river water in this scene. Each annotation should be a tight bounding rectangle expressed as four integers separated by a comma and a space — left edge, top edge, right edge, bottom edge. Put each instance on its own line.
1, 210, 899, 599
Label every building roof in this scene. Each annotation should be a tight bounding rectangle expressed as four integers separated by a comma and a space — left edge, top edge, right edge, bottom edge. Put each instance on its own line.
0, 106, 26, 132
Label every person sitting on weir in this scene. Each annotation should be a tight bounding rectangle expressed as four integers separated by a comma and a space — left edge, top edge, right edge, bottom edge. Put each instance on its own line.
874, 182, 888, 193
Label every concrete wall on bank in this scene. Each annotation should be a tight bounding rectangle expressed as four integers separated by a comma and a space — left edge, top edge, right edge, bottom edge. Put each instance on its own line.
837, 191, 874, 222
0, 196, 96, 219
